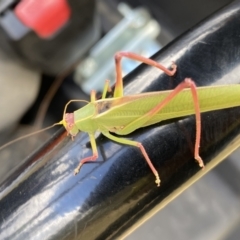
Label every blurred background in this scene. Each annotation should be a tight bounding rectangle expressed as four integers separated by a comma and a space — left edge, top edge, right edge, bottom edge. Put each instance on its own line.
0, 0, 239, 239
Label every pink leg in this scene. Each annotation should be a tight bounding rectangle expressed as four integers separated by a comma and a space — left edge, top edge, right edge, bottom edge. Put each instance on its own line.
145, 78, 203, 167
102, 131, 161, 186
74, 133, 99, 175
120, 78, 203, 168
114, 52, 177, 98
137, 143, 161, 186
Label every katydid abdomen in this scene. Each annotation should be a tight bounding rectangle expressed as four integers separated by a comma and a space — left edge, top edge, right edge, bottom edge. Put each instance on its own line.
94, 84, 240, 135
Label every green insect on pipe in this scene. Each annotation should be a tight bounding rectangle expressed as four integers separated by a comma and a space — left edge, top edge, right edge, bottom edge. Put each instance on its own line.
2, 52, 240, 187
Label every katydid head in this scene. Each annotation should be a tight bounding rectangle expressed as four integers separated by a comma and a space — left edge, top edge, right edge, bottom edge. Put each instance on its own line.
61, 113, 79, 137
60, 99, 89, 137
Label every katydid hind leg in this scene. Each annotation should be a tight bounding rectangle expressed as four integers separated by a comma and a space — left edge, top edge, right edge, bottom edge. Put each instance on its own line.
113, 52, 177, 98
102, 131, 161, 187
118, 78, 204, 168
74, 133, 99, 175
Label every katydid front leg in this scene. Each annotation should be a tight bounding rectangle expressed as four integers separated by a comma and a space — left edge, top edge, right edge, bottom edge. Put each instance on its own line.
74, 133, 98, 175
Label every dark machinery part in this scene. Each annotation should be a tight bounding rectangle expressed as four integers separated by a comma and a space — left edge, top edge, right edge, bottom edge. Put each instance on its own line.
0, 0, 99, 74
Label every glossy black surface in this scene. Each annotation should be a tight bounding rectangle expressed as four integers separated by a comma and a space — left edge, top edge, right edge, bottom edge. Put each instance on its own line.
1, 1, 240, 239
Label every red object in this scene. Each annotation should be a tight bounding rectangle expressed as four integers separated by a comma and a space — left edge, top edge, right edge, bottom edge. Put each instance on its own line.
15, 0, 71, 38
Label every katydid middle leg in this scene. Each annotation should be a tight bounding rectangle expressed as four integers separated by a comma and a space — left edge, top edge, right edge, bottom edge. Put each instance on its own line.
102, 131, 161, 186
113, 52, 177, 98
118, 78, 204, 168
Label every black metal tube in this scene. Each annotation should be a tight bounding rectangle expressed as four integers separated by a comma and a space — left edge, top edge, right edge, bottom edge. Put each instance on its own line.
1, 1, 240, 239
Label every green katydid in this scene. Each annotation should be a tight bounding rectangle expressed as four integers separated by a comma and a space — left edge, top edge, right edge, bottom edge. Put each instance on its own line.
1, 52, 240, 187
